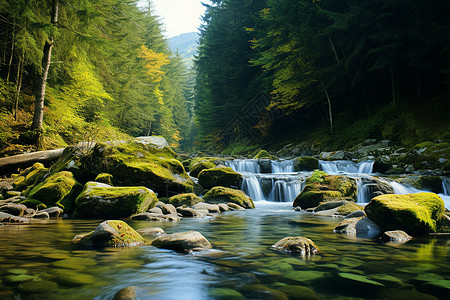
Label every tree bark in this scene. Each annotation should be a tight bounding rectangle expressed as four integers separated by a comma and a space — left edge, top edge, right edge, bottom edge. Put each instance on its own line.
6, 26, 15, 83
0, 148, 64, 175
14, 51, 24, 120
31, 0, 59, 131
321, 81, 333, 135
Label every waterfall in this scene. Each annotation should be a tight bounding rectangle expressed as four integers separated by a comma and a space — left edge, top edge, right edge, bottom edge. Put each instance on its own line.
389, 181, 423, 195
241, 174, 265, 201
319, 160, 374, 175
356, 178, 371, 203
442, 177, 450, 196
271, 160, 294, 173
226, 159, 260, 173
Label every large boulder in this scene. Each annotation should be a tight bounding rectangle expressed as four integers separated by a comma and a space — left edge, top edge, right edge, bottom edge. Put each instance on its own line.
73, 182, 157, 218
188, 157, 225, 178
203, 186, 255, 209
399, 141, 450, 171
293, 171, 357, 209
151, 231, 212, 253
12, 163, 48, 191
72, 220, 144, 248
24, 171, 80, 212
365, 192, 446, 235
198, 167, 243, 190
254, 150, 276, 160
293, 157, 319, 171
334, 217, 381, 238
271, 237, 319, 255
51, 137, 199, 197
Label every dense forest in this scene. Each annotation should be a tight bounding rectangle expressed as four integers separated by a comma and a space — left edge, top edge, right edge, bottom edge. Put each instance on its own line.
0, 0, 195, 155
195, 0, 450, 153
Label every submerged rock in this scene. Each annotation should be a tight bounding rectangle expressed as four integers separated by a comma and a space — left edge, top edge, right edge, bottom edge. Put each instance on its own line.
151, 231, 212, 253
380, 230, 412, 244
334, 217, 381, 238
39, 206, 64, 217
365, 192, 446, 235
293, 171, 357, 209
74, 182, 157, 219
72, 220, 144, 248
271, 236, 319, 255
198, 167, 243, 190
113, 286, 137, 300
203, 186, 255, 209
136, 227, 164, 237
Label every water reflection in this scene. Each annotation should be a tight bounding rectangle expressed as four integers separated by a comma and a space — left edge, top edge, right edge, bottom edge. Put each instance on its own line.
0, 203, 449, 299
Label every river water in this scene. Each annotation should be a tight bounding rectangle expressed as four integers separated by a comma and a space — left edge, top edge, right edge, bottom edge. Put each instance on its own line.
0, 202, 449, 299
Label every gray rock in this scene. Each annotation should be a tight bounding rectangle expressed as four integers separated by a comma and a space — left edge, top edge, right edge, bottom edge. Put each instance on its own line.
155, 201, 166, 208
0, 203, 27, 216
176, 207, 203, 217
131, 212, 181, 221
218, 203, 229, 212
226, 203, 245, 211
0, 211, 30, 223
151, 231, 212, 253
380, 230, 412, 244
314, 201, 347, 213
345, 210, 366, 218
161, 204, 177, 215
23, 208, 36, 218
40, 207, 64, 217
136, 227, 164, 237
271, 236, 319, 255
34, 211, 50, 219
257, 159, 272, 173
193, 202, 220, 213
113, 286, 137, 300
148, 207, 163, 214
334, 217, 381, 238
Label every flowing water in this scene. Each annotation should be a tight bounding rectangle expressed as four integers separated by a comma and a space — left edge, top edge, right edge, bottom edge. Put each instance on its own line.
0, 203, 449, 299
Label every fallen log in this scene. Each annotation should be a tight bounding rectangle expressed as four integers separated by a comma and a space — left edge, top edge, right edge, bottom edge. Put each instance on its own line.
0, 148, 64, 175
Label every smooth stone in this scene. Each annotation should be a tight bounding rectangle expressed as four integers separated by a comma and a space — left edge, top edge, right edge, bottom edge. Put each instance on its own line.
241, 284, 288, 300
8, 269, 28, 275
209, 288, 244, 299
39, 207, 64, 217
192, 202, 220, 213
18, 280, 58, 293
271, 236, 319, 255
0, 212, 30, 223
338, 257, 364, 268
148, 207, 163, 214
226, 203, 245, 210
345, 210, 366, 218
52, 269, 97, 286
136, 227, 165, 237
131, 212, 181, 221
51, 257, 96, 270
34, 211, 50, 219
113, 286, 137, 300
338, 272, 384, 286
218, 203, 229, 212
0, 203, 27, 216
6, 274, 36, 283
370, 274, 404, 286
161, 204, 177, 215
276, 285, 319, 300
176, 207, 203, 217
151, 231, 212, 253
378, 288, 439, 300
380, 230, 412, 244
283, 270, 325, 282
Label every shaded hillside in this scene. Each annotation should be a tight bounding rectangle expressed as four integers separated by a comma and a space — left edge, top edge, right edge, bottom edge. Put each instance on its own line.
169, 32, 199, 65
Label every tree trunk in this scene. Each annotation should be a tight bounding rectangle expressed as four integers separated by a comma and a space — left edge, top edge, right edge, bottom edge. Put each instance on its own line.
390, 63, 397, 106
31, 0, 59, 131
6, 26, 15, 83
14, 51, 24, 121
329, 37, 340, 64
321, 81, 333, 135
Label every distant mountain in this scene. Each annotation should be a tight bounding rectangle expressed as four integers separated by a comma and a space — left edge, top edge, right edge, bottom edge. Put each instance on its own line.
168, 32, 199, 64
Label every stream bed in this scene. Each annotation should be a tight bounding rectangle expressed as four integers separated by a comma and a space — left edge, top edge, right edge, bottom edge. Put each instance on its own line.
1, 202, 449, 299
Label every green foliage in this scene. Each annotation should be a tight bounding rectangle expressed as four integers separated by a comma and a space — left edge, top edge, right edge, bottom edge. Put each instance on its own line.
221, 138, 260, 156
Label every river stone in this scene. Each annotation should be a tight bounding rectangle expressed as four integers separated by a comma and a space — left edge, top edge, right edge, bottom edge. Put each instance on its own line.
293, 171, 357, 209
218, 203, 229, 212
52, 269, 96, 286
176, 206, 203, 217
151, 231, 212, 253
345, 210, 366, 218
94, 173, 114, 185
257, 159, 272, 173
34, 211, 50, 219
227, 203, 246, 210
365, 192, 446, 235
161, 203, 177, 215
203, 186, 255, 209
113, 286, 137, 300
23, 208, 36, 218
74, 182, 157, 219
192, 202, 220, 213
334, 217, 381, 238
136, 227, 164, 237
338, 272, 384, 287
198, 167, 243, 190
72, 220, 145, 248
271, 237, 319, 255
284, 270, 325, 282
276, 285, 319, 300
131, 212, 181, 221
0, 203, 27, 216
148, 207, 163, 214
380, 230, 412, 244
5, 191, 21, 198
209, 288, 244, 299
0, 212, 30, 223
189, 160, 216, 178
293, 156, 319, 171
313, 201, 347, 212
18, 280, 58, 293
40, 206, 64, 217
168, 193, 203, 207
241, 284, 288, 300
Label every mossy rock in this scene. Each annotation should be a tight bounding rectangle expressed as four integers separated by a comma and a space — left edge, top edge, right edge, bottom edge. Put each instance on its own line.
73, 182, 157, 219
190, 160, 216, 178
13, 163, 48, 191
400, 142, 450, 170
337, 202, 364, 216
293, 171, 357, 209
293, 157, 319, 171
203, 186, 255, 209
168, 193, 203, 207
198, 167, 243, 190
95, 173, 113, 185
365, 192, 446, 235
253, 150, 276, 160
24, 171, 80, 212
73, 220, 144, 248
18, 199, 47, 210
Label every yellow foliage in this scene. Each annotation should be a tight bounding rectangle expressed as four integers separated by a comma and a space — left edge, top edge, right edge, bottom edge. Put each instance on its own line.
138, 45, 170, 83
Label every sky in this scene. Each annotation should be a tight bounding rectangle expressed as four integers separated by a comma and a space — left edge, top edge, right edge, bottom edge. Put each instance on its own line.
139, 0, 209, 37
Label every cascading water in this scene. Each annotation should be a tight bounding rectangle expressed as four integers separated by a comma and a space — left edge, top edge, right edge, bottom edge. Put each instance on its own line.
356, 178, 371, 204
319, 160, 374, 175
442, 177, 450, 196
227, 159, 308, 202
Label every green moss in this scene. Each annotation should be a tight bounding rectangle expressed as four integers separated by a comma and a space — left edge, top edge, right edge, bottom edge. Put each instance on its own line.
337, 202, 363, 216
74, 182, 158, 218
190, 160, 216, 178
203, 186, 255, 209
253, 150, 276, 160
13, 163, 48, 191
293, 157, 319, 171
365, 192, 446, 235
308, 170, 328, 184
25, 171, 78, 210
18, 199, 47, 210
169, 193, 203, 207
95, 173, 113, 185
198, 167, 243, 190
